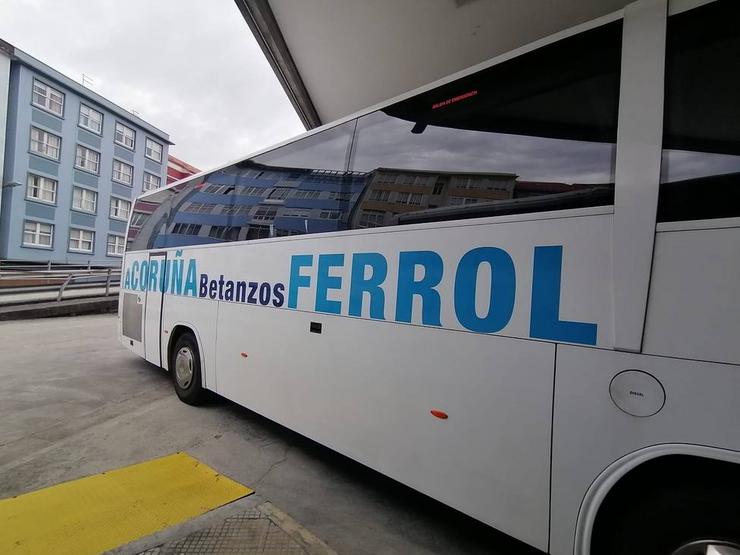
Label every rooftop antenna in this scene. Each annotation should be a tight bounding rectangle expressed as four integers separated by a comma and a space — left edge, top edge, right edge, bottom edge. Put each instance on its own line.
81, 74, 94, 88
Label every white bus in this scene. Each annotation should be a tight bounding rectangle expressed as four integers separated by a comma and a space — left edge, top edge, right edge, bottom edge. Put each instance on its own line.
118, 1, 740, 553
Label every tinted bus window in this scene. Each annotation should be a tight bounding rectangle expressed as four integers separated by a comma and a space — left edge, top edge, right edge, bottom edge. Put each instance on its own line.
349, 21, 621, 228
657, 0, 740, 222
126, 121, 360, 251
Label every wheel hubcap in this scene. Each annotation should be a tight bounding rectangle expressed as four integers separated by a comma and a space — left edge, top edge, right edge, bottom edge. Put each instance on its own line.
174, 347, 194, 389
671, 541, 740, 555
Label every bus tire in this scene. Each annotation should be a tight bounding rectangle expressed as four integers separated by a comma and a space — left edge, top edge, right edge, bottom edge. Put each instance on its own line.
170, 332, 207, 406
592, 476, 740, 555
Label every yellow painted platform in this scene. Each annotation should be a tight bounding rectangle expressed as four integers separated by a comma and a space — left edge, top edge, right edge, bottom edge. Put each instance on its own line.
0, 452, 253, 555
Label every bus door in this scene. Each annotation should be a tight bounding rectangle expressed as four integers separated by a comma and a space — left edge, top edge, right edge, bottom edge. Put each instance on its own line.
143, 251, 167, 367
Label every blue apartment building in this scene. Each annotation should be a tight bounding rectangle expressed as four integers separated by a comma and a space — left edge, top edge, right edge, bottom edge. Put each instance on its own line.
0, 39, 171, 265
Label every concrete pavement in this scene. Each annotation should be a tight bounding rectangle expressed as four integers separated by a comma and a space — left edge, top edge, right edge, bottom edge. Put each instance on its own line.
0, 314, 540, 555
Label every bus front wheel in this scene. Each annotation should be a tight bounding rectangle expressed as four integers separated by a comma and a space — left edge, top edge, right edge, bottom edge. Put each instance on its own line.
170, 332, 207, 406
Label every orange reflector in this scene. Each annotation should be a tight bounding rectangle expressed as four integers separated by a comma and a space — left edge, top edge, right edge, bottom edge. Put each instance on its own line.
240, 352, 248, 358
430, 409, 448, 419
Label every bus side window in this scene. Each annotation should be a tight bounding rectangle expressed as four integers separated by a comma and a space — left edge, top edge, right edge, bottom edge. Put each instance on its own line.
158, 120, 360, 248
657, 0, 740, 223
348, 20, 622, 229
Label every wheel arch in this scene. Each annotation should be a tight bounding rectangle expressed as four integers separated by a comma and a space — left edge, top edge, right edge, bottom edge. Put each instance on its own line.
165, 322, 208, 389
575, 443, 740, 555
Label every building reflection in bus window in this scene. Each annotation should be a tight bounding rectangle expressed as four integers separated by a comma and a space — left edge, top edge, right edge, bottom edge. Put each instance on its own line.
127, 20, 624, 250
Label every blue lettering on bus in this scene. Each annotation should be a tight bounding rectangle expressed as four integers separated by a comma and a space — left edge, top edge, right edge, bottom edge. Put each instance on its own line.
529, 246, 597, 345
315, 254, 344, 314
395, 251, 443, 326
287, 254, 313, 309
183, 259, 198, 297
131, 261, 139, 290
122, 243, 598, 346
348, 252, 387, 320
454, 247, 515, 333
139, 260, 148, 292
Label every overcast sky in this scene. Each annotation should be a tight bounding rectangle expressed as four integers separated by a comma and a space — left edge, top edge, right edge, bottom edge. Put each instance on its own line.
0, 0, 305, 171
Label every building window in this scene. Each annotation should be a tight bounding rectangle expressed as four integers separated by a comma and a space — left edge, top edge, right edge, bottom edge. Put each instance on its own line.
358, 210, 385, 228
23, 220, 53, 248
31, 79, 64, 116
432, 181, 445, 195
130, 212, 149, 227
319, 210, 341, 220
238, 185, 266, 196
172, 223, 202, 235
72, 186, 98, 213
281, 208, 311, 218
252, 207, 277, 221
369, 189, 391, 202
107, 234, 125, 256
208, 226, 241, 241
204, 185, 233, 194
267, 187, 292, 200
222, 204, 251, 216
396, 192, 423, 205
75, 145, 100, 174
143, 172, 161, 191
26, 173, 57, 204
449, 196, 479, 206
69, 228, 94, 253
183, 202, 215, 214
79, 104, 103, 134
145, 138, 163, 162
30, 127, 61, 160
110, 197, 131, 220
114, 122, 136, 149
246, 225, 271, 240
293, 190, 321, 199
112, 160, 134, 185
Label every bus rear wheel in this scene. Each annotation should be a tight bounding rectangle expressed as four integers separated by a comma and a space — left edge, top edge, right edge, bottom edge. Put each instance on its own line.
592, 477, 740, 555
170, 332, 207, 406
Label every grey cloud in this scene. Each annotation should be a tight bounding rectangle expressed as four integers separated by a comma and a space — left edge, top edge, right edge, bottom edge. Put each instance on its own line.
0, 0, 305, 170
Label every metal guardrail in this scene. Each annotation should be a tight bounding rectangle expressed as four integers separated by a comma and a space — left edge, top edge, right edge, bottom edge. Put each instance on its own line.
0, 262, 121, 302
56, 268, 121, 301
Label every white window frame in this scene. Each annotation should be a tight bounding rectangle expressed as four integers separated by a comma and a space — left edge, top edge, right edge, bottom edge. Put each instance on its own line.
145, 138, 163, 162
75, 144, 100, 174
110, 197, 131, 221
282, 208, 311, 218
143, 172, 161, 191
22, 220, 54, 248
68, 227, 95, 253
252, 207, 277, 221
72, 186, 98, 214
78, 104, 103, 134
112, 159, 134, 185
130, 212, 149, 228
106, 234, 125, 257
358, 210, 385, 228
114, 122, 136, 150
26, 173, 58, 204
30, 127, 61, 160
31, 79, 64, 116
369, 189, 391, 202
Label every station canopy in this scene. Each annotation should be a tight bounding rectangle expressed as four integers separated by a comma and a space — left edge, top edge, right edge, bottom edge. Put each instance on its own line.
234, 0, 632, 129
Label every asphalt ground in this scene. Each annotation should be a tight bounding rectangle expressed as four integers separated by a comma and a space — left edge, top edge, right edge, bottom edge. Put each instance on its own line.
0, 314, 541, 555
